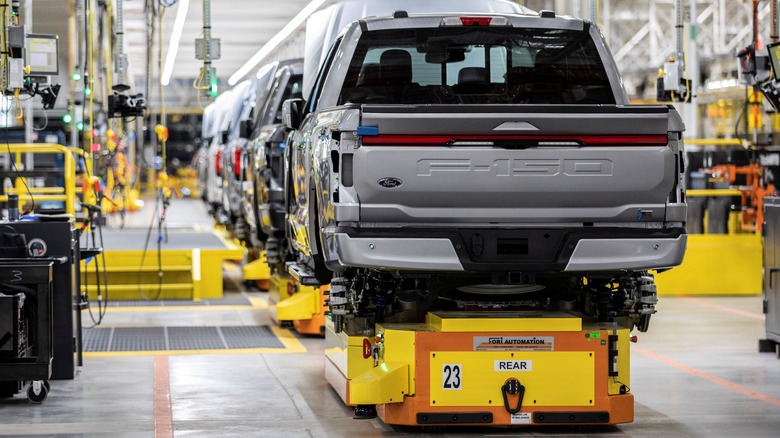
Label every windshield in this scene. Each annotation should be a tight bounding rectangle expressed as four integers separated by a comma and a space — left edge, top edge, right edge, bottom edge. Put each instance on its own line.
338, 26, 615, 105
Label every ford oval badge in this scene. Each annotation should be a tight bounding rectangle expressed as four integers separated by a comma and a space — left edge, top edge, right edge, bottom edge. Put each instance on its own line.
377, 177, 403, 188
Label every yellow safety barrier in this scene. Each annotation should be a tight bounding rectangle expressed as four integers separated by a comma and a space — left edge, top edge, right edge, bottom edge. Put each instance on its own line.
655, 234, 762, 295
686, 189, 743, 197
657, 189, 763, 295
0, 144, 86, 216
684, 138, 748, 147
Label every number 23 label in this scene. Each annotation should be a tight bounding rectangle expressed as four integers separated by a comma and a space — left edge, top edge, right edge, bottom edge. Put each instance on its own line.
442, 364, 462, 390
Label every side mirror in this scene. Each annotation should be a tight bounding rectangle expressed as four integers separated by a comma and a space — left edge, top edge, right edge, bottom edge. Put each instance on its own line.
239, 119, 254, 139
282, 98, 304, 130
221, 130, 229, 144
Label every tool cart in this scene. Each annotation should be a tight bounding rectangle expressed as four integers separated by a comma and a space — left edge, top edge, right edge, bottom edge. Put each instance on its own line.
0, 262, 54, 403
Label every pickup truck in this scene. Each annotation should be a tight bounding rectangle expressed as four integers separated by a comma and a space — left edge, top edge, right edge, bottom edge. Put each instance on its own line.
198, 89, 234, 222
244, 61, 304, 266
283, 11, 687, 336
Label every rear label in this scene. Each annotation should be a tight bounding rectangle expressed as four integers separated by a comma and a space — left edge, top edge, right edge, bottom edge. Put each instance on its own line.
442, 364, 462, 390
511, 413, 532, 424
494, 360, 532, 371
474, 336, 554, 351
430, 351, 593, 407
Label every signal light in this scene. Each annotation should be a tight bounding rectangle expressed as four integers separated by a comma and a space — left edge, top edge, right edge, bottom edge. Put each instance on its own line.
208, 67, 218, 97
233, 147, 242, 176
76, 121, 84, 131
215, 149, 223, 175
62, 113, 73, 124
72, 72, 81, 81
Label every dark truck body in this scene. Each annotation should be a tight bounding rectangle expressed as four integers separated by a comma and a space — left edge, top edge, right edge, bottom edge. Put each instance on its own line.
244, 61, 304, 260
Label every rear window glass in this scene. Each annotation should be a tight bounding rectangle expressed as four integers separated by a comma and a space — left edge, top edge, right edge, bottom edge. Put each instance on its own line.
339, 26, 615, 105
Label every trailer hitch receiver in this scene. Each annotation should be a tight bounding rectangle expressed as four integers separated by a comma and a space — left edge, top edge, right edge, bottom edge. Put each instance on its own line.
501, 378, 525, 414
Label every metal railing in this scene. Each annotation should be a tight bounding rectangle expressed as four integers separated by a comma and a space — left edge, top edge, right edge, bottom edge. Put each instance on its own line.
0, 143, 87, 216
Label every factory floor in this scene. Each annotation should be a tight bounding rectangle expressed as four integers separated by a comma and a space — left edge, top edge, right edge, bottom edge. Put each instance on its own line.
1, 199, 779, 437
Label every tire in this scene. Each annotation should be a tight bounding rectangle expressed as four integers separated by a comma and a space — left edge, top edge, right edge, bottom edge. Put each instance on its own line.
310, 194, 333, 285
310, 213, 333, 285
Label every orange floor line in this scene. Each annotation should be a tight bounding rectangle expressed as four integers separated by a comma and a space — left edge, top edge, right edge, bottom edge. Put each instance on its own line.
679, 297, 764, 320
634, 348, 780, 408
154, 355, 174, 438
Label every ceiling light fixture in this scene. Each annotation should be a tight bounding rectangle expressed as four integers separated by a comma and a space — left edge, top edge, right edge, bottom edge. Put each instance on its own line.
161, 0, 190, 86
228, 0, 327, 86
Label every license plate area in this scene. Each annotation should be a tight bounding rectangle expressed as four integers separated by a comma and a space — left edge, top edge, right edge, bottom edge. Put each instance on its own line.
459, 229, 568, 263
429, 351, 594, 407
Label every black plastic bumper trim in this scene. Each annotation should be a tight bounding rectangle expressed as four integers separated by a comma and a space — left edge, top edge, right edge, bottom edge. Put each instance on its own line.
533, 411, 610, 423
416, 412, 493, 424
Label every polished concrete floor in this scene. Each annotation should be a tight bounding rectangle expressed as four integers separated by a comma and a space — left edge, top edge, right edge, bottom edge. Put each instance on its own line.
1, 199, 779, 437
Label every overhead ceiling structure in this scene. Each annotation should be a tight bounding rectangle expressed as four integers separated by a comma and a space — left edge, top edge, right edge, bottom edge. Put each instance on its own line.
120, 0, 312, 107
27, 0, 767, 110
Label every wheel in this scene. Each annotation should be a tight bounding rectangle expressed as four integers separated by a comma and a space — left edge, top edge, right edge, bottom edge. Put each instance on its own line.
43, 380, 51, 392
758, 339, 775, 353
256, 279, 270, 291
310, 203, 333, 285
27, 381, 48, 403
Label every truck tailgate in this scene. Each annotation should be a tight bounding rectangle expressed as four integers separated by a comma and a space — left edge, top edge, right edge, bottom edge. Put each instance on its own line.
350, 105, 678, 224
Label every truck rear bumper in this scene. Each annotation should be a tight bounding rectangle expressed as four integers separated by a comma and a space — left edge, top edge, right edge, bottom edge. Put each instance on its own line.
334, 234, 465, 270
565, 235, 687, 271
330, 228, 686, 273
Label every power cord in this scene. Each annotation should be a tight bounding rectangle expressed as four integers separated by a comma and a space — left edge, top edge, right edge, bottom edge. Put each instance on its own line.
137, 186, 171, 301
80, 190, 110, 327
3, 96, 35, 216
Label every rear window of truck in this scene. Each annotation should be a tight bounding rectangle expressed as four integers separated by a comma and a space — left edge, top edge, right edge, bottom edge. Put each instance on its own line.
339, 26, 616, 105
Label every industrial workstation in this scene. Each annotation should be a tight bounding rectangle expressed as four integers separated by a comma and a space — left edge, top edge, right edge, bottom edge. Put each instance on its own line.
0, 0, 778, 436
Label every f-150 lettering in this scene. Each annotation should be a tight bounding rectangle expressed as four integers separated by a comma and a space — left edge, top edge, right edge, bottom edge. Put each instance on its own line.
416, 158, 614, 177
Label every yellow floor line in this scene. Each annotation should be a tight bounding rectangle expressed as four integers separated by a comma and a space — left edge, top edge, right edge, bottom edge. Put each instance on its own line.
246, 295, 269, 309
101, 305, 256, 313
269, 325, 307, 353
84, 346, 304, 358
97, 296, 269, 313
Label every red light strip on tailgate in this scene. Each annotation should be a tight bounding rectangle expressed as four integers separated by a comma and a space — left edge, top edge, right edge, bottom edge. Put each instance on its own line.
360, 134, 668, 146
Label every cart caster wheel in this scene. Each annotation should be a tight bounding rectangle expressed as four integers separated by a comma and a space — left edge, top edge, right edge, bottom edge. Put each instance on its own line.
354, 404, 377, 419
27, 381, 48, 403
43, 381, 51, 392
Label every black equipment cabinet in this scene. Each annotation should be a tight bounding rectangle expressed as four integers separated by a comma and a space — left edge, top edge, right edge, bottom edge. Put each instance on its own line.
0, 221, 81, 378
761, 197, 780, 357
0, 262, 54, 402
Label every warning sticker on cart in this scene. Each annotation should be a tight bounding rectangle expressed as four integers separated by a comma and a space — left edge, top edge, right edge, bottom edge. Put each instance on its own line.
510, 413, 532, 424
473, 336, 554, 351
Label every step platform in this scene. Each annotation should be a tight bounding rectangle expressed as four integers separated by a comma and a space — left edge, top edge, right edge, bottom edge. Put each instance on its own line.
325, 311, 633, 427
80, 227, 244, 300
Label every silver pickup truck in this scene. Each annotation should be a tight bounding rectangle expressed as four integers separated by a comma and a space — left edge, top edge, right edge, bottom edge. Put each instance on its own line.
283, 11, 687, 335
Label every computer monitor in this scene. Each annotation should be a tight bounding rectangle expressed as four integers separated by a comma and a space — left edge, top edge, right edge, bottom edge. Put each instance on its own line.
25, 34, 58, 76
768, 41, 780, 81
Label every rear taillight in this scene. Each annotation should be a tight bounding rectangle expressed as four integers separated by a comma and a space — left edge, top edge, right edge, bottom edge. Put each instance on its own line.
360, 134, 668, 147
215, 150, 223, 175
233, 148, 242, 176
440, 16, 510, 27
